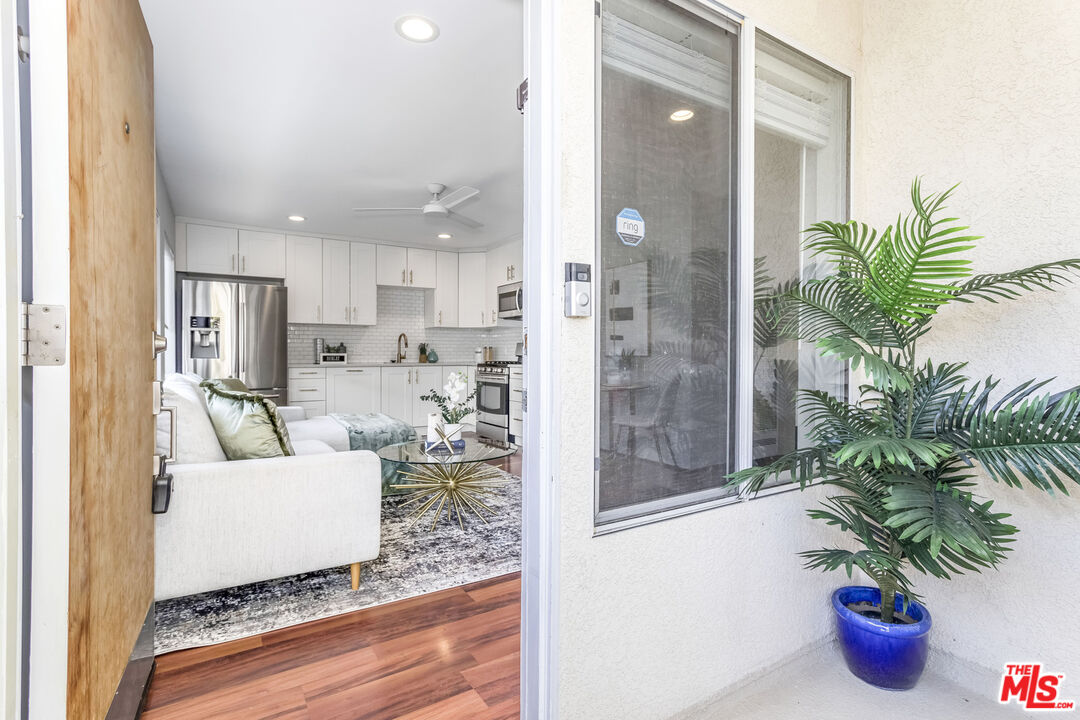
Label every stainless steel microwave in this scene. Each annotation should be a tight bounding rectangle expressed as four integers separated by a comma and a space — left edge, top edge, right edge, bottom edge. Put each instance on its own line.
497, 281, 523, 319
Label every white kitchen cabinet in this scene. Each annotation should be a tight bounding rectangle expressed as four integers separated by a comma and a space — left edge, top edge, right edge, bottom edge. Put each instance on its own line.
457, 253, 486, 328
484, 244, 505, 327
185, 224, 239, 275
407, 248, 437, 288
425, 251, 458, 327
380, 366, 413, 425
285, 235, 323, 323
376, 245, 408, 286
412, 365, 442, 423
327, 367, 381, 415
238, 230, 286, 278
350, 242, 377, 325
322, 239, 352, 325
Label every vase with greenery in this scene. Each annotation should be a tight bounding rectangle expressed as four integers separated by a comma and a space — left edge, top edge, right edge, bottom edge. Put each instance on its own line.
728, 180, 1080, 631
421, 371, 476, 427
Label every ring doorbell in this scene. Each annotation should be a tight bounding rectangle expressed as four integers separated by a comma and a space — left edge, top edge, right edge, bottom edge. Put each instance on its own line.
564, 263, 592, 317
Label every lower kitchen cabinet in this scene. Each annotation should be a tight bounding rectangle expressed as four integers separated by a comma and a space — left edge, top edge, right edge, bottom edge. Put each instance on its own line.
380, 366, 414, 425
412, 365, 442, 424
326, 367, 381, 415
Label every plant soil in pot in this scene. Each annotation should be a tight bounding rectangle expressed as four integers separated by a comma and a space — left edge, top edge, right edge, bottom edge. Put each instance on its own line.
832, 586, 931, 690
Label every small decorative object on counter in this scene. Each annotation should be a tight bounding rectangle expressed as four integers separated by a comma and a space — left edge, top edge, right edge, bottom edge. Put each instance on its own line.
320, 342, 347, 365
427, 347, 438, 363
314, 338, 325, 364
420, 371, 475, 453
418, 343, 428, 363
474, 347, 483, 363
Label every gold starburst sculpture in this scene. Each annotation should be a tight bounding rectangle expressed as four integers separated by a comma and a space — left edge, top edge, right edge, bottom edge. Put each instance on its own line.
392, 459, 511, 531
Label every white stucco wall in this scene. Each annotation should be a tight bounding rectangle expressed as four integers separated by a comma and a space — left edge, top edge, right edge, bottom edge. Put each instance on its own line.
860, 0, 1080, 678
553, 2, 864, 718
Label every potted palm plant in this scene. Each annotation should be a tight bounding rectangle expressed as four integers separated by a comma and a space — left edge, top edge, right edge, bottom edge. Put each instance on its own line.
729, 180, 1080, 690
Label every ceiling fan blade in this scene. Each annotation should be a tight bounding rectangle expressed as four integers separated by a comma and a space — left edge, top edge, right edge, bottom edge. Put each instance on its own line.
447, 210, 483, 229
351, 207, 422, 214
437, 186, 480, 210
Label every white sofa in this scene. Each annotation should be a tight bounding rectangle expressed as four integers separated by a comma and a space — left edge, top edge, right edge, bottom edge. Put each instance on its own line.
154, 374, 381, 601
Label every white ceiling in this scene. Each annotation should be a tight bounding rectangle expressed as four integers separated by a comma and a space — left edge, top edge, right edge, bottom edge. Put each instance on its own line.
139, 0, 524, 251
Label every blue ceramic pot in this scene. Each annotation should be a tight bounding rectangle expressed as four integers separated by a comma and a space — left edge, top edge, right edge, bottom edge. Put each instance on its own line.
832, 586, 932, 690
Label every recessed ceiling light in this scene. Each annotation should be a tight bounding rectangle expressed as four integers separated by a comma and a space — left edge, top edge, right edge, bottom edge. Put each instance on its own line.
437, 233, 453, 240
287, 215, 306, 222
395, 15, 439, 43
670, 109, 694, 122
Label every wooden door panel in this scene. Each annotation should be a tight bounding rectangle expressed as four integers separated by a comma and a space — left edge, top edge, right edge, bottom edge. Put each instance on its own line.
67, 0, 156, 717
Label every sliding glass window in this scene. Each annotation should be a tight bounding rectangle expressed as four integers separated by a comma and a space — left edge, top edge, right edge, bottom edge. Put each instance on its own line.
597, 0, 740, 525
752, 33, 849, 481
595, 5, 850, 528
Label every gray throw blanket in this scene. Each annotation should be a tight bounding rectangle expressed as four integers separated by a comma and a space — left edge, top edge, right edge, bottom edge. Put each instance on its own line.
330, 413, 417, 494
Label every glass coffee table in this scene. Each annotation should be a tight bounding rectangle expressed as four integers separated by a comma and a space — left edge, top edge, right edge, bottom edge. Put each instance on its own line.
377, 439, 518, 530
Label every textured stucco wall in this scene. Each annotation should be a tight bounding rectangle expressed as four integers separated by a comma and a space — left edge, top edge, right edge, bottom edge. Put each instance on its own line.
554, 2, 864, 718
860, 0, 1080, 677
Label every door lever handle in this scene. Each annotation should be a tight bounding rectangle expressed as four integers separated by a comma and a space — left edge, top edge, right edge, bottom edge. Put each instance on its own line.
152, 331, 168, 359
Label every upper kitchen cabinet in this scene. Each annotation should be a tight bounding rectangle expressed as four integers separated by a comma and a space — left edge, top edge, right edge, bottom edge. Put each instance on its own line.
406, 248, 437, 288
486, 238, 523, 325
457, 252, 487, 328
425, 251, 459, 328
238, 230, 286, 278
322, 239, 352, 325
285, 235, 323, 323
376, 245, 437, 288
376, 245, 408, 286
184, 223, 239, 275
350, 242, 378, 325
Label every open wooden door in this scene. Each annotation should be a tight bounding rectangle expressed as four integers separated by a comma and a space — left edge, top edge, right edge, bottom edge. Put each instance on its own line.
67, 0, 156, 717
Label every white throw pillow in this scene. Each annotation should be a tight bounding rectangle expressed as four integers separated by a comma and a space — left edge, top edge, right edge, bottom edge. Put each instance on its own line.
156, 373, 227, 464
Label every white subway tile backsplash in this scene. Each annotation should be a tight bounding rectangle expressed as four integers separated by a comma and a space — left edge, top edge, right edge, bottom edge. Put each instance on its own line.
287, 286, 521, 365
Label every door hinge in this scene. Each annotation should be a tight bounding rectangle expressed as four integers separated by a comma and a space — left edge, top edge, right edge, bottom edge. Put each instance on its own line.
17, 26, 28, 63
19, 303, 66, 366
516, 78, 528, 114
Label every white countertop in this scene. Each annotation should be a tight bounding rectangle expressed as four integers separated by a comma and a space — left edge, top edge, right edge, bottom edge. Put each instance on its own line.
289, 361, 478, 369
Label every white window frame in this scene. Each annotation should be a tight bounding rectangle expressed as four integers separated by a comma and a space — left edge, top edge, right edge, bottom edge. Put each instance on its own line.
591, 2, 854, 532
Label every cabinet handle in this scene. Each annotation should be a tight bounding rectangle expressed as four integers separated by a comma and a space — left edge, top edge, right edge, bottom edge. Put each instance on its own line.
511, 264, 515, 279
347, 369, 364, 373
316, 305, 321, 322
506, 266, 510, 281
298, 388, 317, 393
438, 310, 442, 324
345, 306, 349, 323
491, 309, 496, 323
242, 255, 246, 273
407, 370, 411, 384
300, 371, 317, 375
231, 254, 237, 272
410, 269, 414, 285
402, 269, 406, 285
481, 311, 484, 325
352, 306, 357, 322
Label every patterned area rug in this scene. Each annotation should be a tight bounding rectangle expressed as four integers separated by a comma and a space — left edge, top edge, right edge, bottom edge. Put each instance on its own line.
154, 469, 521, 654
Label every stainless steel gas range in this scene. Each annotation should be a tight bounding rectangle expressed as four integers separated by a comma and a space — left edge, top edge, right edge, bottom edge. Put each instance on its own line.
475, 360, 522, 444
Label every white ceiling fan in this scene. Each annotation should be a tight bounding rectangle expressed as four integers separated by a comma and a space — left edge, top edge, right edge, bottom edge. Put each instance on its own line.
352, 182, 483, 229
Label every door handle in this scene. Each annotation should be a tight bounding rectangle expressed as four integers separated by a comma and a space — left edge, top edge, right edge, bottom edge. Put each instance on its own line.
152, 330, 168, 359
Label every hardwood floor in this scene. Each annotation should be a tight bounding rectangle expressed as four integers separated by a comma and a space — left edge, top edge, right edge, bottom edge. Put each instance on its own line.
142, 572, 521, 719
143, 450, 523, 719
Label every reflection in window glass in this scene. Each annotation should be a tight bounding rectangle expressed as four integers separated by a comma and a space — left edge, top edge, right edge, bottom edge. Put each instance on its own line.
597, 0, 739, 522
753, 34, 849, 475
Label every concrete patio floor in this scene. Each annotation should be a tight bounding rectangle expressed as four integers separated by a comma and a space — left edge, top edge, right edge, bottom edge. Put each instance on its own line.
675, 641, 1027, 719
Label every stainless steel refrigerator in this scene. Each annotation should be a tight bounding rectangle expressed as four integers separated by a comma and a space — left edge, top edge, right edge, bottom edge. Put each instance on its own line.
179, 276, 288, 399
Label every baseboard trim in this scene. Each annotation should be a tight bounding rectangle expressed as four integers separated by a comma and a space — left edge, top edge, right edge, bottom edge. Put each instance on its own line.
104, 605, 155, 720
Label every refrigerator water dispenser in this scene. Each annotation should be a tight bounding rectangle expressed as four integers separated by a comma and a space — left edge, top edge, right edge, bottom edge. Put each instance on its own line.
189, 315, 221, 359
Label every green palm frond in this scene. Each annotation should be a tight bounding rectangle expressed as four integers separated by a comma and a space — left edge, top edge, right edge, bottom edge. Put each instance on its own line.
834, 436, 952, 470
799, 389, 879, 446
952, 389, 1080, 493
804, 220, 879, 280
817, 337, 909, 391
882, 478, 1015, 562
727, 447, 833, 493
771, 277, 905, 348
865, 180, 979, 325
890, 360, 969, 438
953, 259, 1080, 303
800, 548, 919, 603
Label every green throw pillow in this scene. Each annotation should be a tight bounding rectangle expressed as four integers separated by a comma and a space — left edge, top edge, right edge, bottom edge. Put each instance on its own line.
200, 380, 295, 460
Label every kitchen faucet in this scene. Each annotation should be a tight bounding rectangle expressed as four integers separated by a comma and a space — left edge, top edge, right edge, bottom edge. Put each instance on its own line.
397, 333, 408, 363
